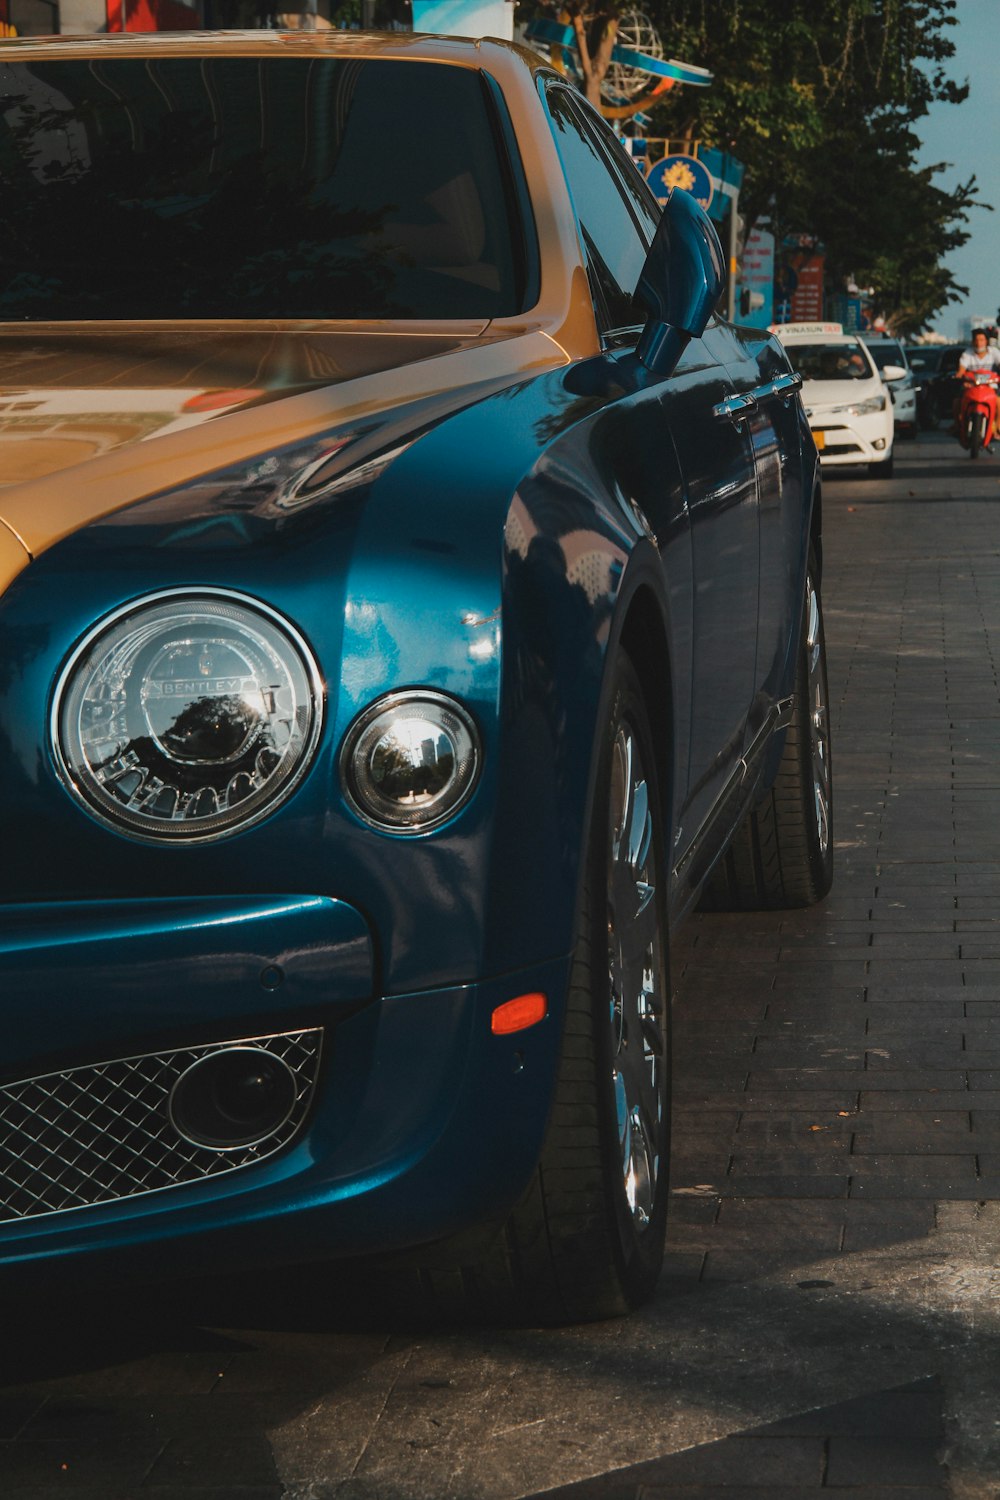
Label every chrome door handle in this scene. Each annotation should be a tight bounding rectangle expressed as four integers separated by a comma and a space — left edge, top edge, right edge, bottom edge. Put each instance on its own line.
751, 372, 803, 406
712, 392, 758, 424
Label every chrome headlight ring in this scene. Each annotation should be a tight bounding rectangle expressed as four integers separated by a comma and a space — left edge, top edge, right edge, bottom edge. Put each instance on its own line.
340, 690, 481, 834
51, 588, 325, 845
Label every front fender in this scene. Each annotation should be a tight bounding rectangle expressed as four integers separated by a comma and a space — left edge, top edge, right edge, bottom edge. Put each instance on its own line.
483, 468, 674, 978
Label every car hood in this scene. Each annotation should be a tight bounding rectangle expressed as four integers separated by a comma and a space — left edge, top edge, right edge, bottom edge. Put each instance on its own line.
800, 377, 884, 411
0, 321, 570, 593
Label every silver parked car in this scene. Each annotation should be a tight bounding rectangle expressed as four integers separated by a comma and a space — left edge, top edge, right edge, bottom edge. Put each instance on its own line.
862, 334, 918, 439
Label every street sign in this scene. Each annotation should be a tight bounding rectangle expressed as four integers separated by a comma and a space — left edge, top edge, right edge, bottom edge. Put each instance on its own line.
645, 154, 713, 211
739, 225, 774, 329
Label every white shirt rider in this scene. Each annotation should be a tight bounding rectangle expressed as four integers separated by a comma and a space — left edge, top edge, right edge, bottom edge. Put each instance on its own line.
959, 333, 1000, 374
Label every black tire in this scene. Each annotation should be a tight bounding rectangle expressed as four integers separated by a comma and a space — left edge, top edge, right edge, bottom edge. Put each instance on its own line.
380, 653, 672, 1325
971, 412, 983, 459
867, 451, 893, 478
702, 562, 833, 911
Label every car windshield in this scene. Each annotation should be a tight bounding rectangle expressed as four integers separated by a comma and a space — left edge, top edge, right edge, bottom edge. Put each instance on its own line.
0, 57, 526, 321
865, 342, 905, 371
786, 342, 873, 381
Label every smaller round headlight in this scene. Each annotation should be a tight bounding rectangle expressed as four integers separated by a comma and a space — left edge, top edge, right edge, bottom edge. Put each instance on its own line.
341, 691, 480, 833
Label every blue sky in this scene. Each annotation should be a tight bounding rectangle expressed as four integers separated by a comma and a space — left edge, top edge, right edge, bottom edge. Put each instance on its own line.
917, 1, 1000, 336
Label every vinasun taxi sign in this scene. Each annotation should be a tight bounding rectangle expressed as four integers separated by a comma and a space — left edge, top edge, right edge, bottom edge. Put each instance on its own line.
770, 322, 844, 338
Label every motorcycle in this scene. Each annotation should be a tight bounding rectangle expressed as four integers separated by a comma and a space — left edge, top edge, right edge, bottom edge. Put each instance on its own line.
958, 370, 1000, 459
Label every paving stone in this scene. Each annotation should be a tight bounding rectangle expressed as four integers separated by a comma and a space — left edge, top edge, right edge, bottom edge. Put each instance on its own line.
748, 1069, 968, 1092
758, 1377, 944, 1439
734, 1092, 861, 1112
0, 1436, 164, 1487
749, 1041, 867, 1065
667, 1195, 723, 1226
857, 1090, 976, 1111
863, 1046, 974, 1068
864, 1002, 968, 1022
868, 935, 961, 956
717, 1176, 848, 1198
866, 1018, 967, 1038
865, 962, 965, 985
628, 1435, 826, 1487
145, 1431, 281, 1487
851, 1113, 973, 1152
733, 1117, 853, 1151
958, 964, 1000, 986
848, 1155, 982, 1197
19, 1398, 161, 1441
825, 1434, 946, 1487
730, 1153, 853, 1174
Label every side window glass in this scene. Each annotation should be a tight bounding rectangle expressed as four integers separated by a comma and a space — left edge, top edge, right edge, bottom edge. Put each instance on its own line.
574, 97, 661, 244
544, 85, 650, 332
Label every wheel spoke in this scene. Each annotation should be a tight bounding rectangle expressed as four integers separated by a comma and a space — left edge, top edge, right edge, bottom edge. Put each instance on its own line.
640, 1010, 664, 1058
605, 710, 667, 1231
627, 776, 651, 871
805, 575, 831, 856
615, 882, 657, 967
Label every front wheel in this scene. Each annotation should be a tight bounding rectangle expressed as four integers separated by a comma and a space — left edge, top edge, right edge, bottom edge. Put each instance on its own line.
383, 654, 672, 1325
970, 411, 984, 459
702, 561, 833, 911
867, 451, 894, 478
513, 653, 671, 1320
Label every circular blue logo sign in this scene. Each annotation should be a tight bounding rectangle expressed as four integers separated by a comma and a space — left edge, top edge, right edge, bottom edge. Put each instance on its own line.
645, 154, 714, 212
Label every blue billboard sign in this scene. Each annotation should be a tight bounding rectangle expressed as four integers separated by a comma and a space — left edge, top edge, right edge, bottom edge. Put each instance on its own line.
645, 154, 713, 212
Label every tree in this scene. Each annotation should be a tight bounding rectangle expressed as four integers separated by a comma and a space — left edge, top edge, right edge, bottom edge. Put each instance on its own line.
531, 2, 683, 116
639, 0, 981, 329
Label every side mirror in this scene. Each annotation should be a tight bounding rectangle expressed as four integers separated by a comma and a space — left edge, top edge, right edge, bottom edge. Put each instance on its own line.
635, 187, 726, 377
881, 364, 906, 382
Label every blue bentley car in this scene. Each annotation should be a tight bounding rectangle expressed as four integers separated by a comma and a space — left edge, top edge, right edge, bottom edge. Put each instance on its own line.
0, 31, 829, 1322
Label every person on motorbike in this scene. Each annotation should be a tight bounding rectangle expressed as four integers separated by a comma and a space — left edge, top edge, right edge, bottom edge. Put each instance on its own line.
957, 329, 1000, 448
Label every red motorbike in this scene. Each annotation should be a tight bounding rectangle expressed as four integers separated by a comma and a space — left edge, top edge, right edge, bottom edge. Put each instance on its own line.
958, 370, 1000, 458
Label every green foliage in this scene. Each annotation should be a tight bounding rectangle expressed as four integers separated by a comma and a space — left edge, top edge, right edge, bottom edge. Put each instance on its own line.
645, 0, 983, 330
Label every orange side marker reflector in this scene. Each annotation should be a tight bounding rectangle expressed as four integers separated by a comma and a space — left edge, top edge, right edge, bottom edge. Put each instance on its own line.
491, 993, 547, 1035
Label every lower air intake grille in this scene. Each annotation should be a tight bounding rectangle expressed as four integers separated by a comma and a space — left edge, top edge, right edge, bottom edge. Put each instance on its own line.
0, 1029, 322, 1223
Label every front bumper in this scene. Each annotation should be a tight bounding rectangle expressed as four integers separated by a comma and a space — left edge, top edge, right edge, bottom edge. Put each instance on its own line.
810, 410, 893, 467
0, 896, 568, 1278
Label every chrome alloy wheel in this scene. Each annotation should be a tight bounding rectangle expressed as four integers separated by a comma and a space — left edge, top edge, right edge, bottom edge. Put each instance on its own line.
805, 573, 831, 859
607, 720, 667, 1232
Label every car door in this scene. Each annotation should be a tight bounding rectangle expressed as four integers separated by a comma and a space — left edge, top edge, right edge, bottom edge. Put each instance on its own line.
666, 319, 759, 860
542, 85, 760, 878
719, 325, 806, 757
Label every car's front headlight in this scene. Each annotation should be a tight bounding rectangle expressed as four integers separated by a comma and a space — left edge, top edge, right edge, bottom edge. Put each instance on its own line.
52, 590, 324, 843
341, 691, 480, 833
823, 394, 887, 419
848, 394, 887, 416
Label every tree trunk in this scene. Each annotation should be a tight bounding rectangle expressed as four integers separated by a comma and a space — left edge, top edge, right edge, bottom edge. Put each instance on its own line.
572, 12, 618, 109
589, 16, 618, 106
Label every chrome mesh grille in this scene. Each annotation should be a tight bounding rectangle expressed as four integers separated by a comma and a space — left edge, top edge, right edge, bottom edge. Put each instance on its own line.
0, 1029, 322, 1223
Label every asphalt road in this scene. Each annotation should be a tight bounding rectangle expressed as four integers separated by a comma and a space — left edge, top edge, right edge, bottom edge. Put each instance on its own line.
3, 428, 1000, 1500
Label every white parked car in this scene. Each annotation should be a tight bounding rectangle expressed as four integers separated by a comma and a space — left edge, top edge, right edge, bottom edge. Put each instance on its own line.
773, 323, 895, 477
862, 334, 918, 438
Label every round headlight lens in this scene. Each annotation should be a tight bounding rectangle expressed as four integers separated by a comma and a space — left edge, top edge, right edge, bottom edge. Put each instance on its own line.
52, 590, 323, 843
341, 691, 480, 833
